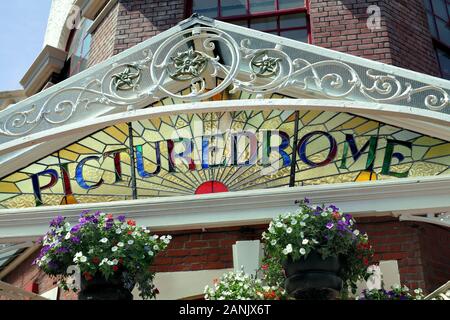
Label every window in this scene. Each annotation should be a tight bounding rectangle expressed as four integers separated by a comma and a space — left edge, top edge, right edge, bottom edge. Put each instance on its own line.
65, 19, 93, 76
190, 0, 310, 43
424, 0, 450, 79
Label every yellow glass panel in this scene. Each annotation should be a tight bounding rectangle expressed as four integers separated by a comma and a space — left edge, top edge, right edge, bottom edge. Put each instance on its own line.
337, 117, 367, 130
301, 111, 321, 125
2, 172, 29, 182
414, 136, 444, 146
355, 171, 378, 182
104, 127, 128, 144
66, 144, 97, 154
354, 121, 379, 135
424, 143, 450, 159
0, 182, 20, 193
59, 150, 79, 161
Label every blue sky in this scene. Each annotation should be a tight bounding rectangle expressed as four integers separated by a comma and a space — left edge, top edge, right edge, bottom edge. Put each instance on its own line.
0, 0, 52, 91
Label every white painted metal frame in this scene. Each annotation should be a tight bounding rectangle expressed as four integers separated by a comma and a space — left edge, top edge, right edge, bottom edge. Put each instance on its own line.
1, 98, 448, 159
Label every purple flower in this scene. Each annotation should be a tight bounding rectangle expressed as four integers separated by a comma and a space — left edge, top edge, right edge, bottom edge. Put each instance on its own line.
56, 247, 69, 254
313, 206, 323, 215
328, 204, 339, 212
80, 210, 90, 217
41, 245, 51, 255
303, 198, 310, 204
326, 222, 334, 229
117, 215, 126, 223
50, 216, 64, 227
71, 236, 81, 244
71, 225, 81, 233
104, 221, 114, 230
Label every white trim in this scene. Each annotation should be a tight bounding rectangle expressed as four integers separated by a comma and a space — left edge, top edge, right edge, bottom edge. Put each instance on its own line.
1, 175, 449, 242
1, 99, 449, 160
399, 214, 450, 228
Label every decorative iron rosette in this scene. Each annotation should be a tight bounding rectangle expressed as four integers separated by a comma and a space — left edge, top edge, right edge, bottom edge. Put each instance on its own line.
148, 27, 240, 101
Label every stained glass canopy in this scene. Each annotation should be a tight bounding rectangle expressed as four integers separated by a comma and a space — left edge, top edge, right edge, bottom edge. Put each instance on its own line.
0, 89, 449, 209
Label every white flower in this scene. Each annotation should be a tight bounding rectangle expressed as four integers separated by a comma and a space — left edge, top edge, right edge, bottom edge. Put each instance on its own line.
73, 252, 83, 263
99, 212, 106, 216
271, 240, 277, 246
153, 245, 160, 251
121, 224, 127, 230
282, 244, 293, 255
300, 221, 306, 227
300, 232, 304, 238
100, 238, 108, 243
144, 229, 151, 234
276, 222, 283, 228
286, 227, 293, 234
291, 219, 297, 225
112, 259, 119, 265
321, 212, 328, 217
353, 229, 360, 236
88, 249, 93, 254
148, 251, 154, 256
117, 242, 124, 247
79, 256, 87, 263
302, 239, 309, 245
65, 233, 71, 240
115, 229, 122, 234
107, 260, 114, 266
99, 258, 108, 266
153, 235, 159, 239
312, 239, 319, 244
111, 246, 118, 252
128, 240, 134, 245
299, 248, 306, 255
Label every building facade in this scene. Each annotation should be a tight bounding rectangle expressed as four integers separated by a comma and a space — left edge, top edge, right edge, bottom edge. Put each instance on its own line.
0, 0, 449, 300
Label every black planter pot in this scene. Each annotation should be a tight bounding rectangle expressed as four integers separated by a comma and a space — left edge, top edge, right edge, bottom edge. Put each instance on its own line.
78, 273, 133, 300
283, 251, 343, 300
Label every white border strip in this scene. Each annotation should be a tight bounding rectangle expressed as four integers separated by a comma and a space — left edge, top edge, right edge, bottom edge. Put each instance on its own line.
1, 175, 449, 242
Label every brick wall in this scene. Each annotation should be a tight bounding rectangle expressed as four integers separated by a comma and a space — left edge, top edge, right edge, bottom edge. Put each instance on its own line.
88, 2, 120, 67
84, 0, 441, 77
153, 225, 266, 272
418, 224, 450, 292
114, 0, 185, 55
309, 0, 440, 76
357, 216, 427, 290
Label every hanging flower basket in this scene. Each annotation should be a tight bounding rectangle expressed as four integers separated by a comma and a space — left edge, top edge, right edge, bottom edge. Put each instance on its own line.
262, 199, 374, 300
34, 211, 171, 300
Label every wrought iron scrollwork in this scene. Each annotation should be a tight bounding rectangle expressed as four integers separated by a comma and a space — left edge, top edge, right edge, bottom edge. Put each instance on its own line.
1, 26, 449, 137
